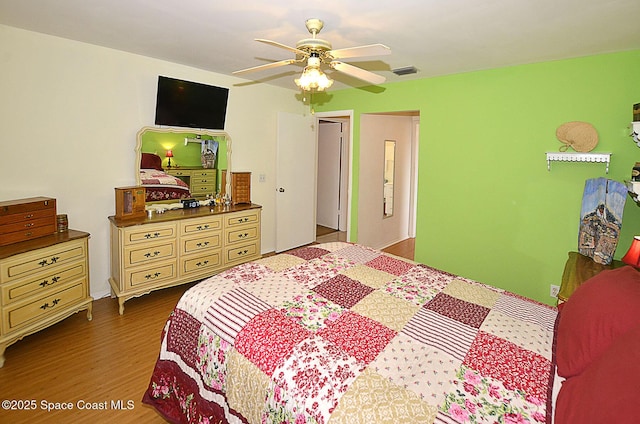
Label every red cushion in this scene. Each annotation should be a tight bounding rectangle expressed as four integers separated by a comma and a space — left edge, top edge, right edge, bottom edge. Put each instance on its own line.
555, 266, 640, 378
555, 322, 640, 423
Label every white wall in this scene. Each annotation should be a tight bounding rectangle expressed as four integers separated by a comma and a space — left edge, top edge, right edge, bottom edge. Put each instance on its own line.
358, 114, 413, 249
0, 24, 305, 299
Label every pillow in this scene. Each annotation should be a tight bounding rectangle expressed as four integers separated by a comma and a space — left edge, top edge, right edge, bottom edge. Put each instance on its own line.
141, 152, 163, 171
555, 265, 640, 378
554, 322, 640, 423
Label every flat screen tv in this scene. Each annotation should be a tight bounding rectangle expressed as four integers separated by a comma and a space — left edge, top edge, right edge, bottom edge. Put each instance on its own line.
154, 76, 229, 130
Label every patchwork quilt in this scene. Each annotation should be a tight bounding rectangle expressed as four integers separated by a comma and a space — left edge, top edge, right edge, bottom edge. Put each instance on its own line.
140, 169, 191, 202
143, 242, 558, 424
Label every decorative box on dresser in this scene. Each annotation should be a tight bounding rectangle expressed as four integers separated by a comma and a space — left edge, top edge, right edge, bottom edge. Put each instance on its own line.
109, 203, 261, 314
0, 229, 92, 367
0, 197, 57, 246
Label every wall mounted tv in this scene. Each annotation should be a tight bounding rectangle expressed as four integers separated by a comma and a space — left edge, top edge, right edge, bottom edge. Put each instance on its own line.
154, 76, 229, 130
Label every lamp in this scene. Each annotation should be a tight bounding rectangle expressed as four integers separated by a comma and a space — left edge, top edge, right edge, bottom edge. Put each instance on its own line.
165, 150, 173, 168
295, 54, 333, 92
622, 236, 640, 267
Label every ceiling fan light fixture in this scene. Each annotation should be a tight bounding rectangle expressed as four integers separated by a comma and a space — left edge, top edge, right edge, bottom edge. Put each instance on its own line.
295, 65, 333, 92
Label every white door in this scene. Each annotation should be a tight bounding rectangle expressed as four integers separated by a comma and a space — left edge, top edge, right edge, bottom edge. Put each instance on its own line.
275, 112, 316, 252
316, 121, 341, 229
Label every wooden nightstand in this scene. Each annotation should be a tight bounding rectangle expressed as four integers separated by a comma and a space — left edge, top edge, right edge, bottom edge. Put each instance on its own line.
558, 251, 625, 304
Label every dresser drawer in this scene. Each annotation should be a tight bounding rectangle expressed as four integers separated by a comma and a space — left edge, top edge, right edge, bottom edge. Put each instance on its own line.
180, 217, 222, 235
224, 210, 260, 228
0, 224, 58, 247
122, 223, 177, 245
181, 234, 222, 255
225, 226, 259, 245
124, 241, 176, 267
124, 261, 177, 289
1, 262, 86, 306
0, 215, 56, 235
0, 208, 55, 227
166, 169, 190, 177
224, 242, 259, 266
190, 184, 215, 197
2, 280, 87, 334
192, 169, 216, 178
181, 251, 222, 276
0, 239, 86, 283
191, 176, 216, 186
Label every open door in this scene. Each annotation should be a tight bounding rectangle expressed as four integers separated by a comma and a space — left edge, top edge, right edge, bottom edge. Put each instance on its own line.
316, 121, 342, 230
275, 112, 316, 252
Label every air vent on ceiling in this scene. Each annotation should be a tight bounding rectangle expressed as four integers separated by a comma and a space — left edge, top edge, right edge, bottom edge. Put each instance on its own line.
392, 66, 418, 76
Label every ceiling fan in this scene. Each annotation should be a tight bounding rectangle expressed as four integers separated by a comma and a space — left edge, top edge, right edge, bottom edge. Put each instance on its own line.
233, 18, 391, 92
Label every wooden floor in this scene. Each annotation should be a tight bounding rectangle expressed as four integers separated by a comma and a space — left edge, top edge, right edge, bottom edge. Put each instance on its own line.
0, 238, 415, 423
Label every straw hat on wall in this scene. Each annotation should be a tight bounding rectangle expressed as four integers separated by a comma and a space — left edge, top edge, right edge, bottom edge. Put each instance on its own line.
556, 121, 599, 152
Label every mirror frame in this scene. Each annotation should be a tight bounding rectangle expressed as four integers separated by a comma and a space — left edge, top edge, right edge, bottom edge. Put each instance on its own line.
135, 126, 233, 204
383, 139, 396, 218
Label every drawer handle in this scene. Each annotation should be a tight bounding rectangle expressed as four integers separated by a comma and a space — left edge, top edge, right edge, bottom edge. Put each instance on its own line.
237, 218, 249, 223
144, 272, 162, 280
196, 225, 210, 231
39, 276, 60, 288
38, 256, 60, 267
24, 222, 34, 228
144, 232, 161, 239
196, 241, 210, 248
40, 298, 61, 310
143, 251, 161, 258
236, 249, 249, 257
24, 214, 34, 219
195, 260, 209, 267
237, 233, 249, 239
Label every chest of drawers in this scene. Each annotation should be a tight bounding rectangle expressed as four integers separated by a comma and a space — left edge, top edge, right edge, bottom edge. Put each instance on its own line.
109, 204, 261, 314
0, 197, 57, 246
166, 167, 217, 199
0, 229, 92, 367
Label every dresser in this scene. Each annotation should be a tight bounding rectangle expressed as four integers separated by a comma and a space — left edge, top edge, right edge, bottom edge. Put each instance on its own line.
0, 230, 92, 367
165, 167, 217, 199
109, 204, 261, 314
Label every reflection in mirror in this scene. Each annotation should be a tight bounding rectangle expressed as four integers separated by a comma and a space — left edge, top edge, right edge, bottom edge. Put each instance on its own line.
383, 140, 395, 218
135, 126, 232, 204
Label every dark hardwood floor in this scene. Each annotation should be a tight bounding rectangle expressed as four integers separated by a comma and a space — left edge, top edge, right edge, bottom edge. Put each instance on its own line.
0, 238, 415, 423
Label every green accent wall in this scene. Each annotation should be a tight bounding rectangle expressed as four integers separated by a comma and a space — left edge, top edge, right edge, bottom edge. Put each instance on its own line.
315, 50, 640, 305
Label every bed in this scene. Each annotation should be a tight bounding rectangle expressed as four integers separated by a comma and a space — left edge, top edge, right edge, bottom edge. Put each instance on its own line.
140, 153, 191, 202
142, 242, 580, 423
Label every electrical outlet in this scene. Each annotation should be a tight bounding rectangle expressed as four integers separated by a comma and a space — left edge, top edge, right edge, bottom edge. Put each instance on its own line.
550, 284, 560, 298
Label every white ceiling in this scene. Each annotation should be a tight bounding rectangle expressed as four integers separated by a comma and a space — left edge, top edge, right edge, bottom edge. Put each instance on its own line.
1, 0, 639, 91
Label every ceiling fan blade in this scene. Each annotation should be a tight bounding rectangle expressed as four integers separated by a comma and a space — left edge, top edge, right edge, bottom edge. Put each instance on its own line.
255, 39, 309, 57
233, 59, 297, 75
327, 44, 391, 59
330, 61, 386, 85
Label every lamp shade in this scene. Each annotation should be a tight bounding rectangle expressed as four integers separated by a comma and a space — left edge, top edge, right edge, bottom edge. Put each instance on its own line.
165, 150, 173, 158
622, 236, 640, 267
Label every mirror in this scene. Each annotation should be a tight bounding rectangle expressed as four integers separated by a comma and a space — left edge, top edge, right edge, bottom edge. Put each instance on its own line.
383, 140, 395, 218
135, 126, 232, 204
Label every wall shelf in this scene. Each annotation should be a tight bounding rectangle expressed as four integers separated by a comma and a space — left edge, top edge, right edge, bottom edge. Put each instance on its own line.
546, 152, 611, 173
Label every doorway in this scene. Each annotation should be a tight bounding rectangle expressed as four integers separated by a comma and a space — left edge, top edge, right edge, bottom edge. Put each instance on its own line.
315, 112, 352, 243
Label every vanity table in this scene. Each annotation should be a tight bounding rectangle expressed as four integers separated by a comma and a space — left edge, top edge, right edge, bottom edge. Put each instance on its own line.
108, 204, 261, 314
